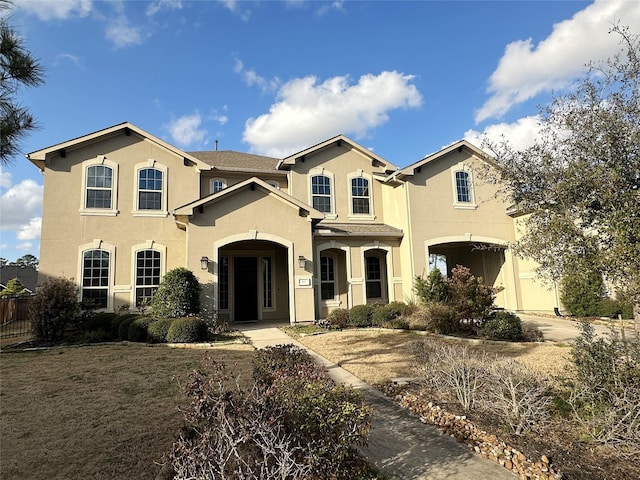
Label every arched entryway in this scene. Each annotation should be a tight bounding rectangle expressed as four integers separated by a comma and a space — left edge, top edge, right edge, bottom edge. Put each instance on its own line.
213, 235, 292, 323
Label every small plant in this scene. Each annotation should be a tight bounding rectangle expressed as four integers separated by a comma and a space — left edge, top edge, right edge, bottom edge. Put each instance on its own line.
325, 308, 350, 329
371, 301, 406, 326
147, 318, 174, 343
479, 311, 523, 341
166, 317, 207, 343
349, 304, 374, 328
424, 302, 460, 335
446, 265, 495, 328
0, 278, 30, 297
151, 267, 201, 319
410, 338, 488, 412
414, 268, 448, 304
481, 358, 552, 435
30, 277, 80, 342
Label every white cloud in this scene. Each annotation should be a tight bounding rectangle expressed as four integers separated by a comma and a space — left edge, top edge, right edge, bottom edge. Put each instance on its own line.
17, 218, 42, 241
243, 71, 422, 157
105, 14, 145, 48
219, 0, 251, 21
234, 59, 281, 93
464, 116, 543, 152
166, 112, 208, 147
15, 0, 92, 20
16, 242, 33, 252
476, 0, 640, 122
0, 168, 11, 189
146, 0, 183, 17
0, 179, 43, 231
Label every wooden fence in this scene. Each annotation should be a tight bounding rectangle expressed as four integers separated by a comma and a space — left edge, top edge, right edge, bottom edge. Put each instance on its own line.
0, 296, 33, 339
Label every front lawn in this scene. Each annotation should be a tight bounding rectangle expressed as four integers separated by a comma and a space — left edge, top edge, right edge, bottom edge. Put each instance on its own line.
0, 343, 255, 480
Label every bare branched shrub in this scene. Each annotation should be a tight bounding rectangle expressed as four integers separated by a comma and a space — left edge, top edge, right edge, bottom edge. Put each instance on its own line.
481, 358, 552, 435
410, 339, 488, 412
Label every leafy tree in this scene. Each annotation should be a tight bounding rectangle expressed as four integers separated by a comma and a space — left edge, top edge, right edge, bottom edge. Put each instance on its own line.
13, 254, 38, 269
30, 277, 80, 342
560, 263, 605, 317
414, 267, 448, 304
0, 277, 28, 296
1, 0, 44, 165
485, 26, 640, 327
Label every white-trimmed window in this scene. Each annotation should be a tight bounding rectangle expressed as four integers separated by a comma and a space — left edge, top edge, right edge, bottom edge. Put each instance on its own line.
308, 168, 336, 218
81, 249, 110, 309
211, 178, 227, 193
348, 171, 374, 219
365, 255, 383, 299
81, 157, 119, 216
320, 254, 336, 300
133, 161, 168, 216
134, 249, 161, 306
451, 165, 477, 208
311, 175, 332, 213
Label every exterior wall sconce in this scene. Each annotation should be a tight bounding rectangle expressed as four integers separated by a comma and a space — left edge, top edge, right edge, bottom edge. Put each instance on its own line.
298, 256, 306, 268
200, 256, 209, 270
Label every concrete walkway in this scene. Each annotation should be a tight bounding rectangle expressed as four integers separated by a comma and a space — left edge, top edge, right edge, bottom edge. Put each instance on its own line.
236, 322, 516, 480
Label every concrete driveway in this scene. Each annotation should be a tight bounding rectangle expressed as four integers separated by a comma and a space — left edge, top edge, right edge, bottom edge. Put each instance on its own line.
518, 313, 625, 343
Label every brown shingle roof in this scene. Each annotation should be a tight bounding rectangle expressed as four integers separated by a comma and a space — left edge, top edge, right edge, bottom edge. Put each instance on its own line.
188, 150, 280, 172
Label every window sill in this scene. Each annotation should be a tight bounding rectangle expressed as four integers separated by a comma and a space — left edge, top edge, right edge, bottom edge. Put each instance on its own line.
321, 299, 341, 307
132, 211, 169, 217
79, 209, 119, 216
323, 213, 338, 220
347, 214, 376, 221
453, 203, 478, 210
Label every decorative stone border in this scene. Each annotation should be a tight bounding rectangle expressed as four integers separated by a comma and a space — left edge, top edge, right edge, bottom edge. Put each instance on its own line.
390, 389, 563, 480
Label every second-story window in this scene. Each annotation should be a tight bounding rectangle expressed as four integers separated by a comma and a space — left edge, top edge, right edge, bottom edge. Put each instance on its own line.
351, 177, 370, 214
86, 165, 113, 209
311, 175, 332, 213
138, 168, 163, 210
455, 171, 472, 203
211, 178, 227, 193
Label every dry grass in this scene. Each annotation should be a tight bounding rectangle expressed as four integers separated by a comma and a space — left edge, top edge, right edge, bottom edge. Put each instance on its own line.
0, 342, 255, 480
288, 328, 572, 385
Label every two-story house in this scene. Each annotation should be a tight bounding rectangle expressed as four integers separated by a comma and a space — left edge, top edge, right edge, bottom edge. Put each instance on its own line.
26, 122, 557, 323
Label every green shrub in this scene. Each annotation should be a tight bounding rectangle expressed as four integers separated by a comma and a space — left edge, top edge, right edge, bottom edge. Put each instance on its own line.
117, 316, 138, 340
0, 278, 30, 297
560, 268, 604, 317
414, 268, 448, 304
78, 312, 117, 342
110, 313, 137, 339
521, 323, 545, 342
479, 311, 523, 341
30, 277, 80, 342
151, 267, 201, 318
598, 297, 634, 319
383, 316, 410, 330
349, 304, 374, 327
424, 302, 460, 335
166, 317, 207, 343
147, 318, 174, 343
371, 301, 406, 326
568, 322, 640, 454
325, 308, 350, 329
127, 316, 153, 342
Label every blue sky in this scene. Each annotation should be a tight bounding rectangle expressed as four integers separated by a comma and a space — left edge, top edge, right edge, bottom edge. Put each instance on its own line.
1, 0, 639, 263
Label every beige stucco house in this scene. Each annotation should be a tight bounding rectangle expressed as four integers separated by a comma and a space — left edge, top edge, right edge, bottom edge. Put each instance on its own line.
27, 122, 558, 323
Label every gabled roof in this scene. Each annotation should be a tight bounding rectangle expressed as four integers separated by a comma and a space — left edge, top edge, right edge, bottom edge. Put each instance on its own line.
189, 150, 283, 173
173, 177, 325, 221
278, 134, 398, 173
391, 140, 493, 181
26, 122, 211, 172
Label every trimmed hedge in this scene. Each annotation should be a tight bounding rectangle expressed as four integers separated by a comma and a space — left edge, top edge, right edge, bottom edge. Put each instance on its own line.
127, 317, 154, 342
349, 304, 375, 327
147, 318, 174, 343
166, 317, 207, 343
372, 301, 406, 326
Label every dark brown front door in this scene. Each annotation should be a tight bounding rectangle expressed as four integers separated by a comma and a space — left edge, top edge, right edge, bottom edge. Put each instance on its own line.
234, 257, 258, 321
